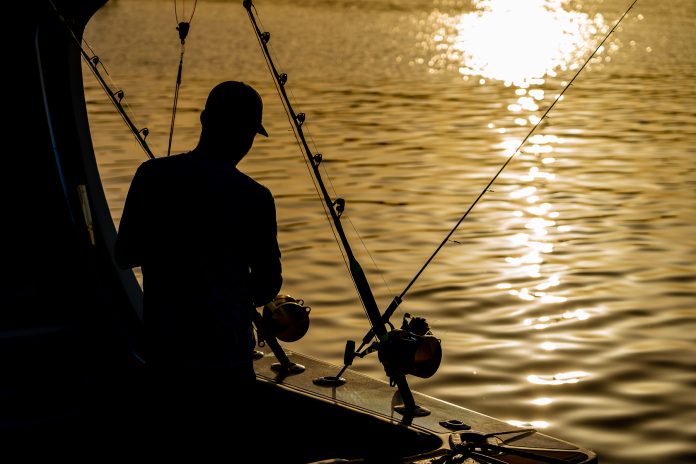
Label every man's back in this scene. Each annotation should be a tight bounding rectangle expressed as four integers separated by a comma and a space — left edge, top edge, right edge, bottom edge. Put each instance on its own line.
115, 150, 282, 367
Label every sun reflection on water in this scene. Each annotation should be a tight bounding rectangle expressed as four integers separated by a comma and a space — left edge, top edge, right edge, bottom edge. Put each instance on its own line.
527, 371, 591, 385
523, 309, 592, 330
531, 397, 555, 406
452, 0, 605, 87
506, 419, 551, 429
424, 0, 613, 434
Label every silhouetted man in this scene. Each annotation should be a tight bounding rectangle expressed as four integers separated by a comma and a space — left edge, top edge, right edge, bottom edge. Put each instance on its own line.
115, 81, 282, 376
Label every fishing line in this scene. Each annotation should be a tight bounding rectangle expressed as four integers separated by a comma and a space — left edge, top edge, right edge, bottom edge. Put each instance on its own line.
167, 0, 198, 156
244, 0, 392, 342
392, 0, 641, 307
346, 216, 394, 298
251, 3, 364, 307
174, 0, 198, 26
297, 103, 396, 300
248, 3, 394, 303
247, 2, 356, 287
248, 4, 337, 219
347, 0, 641, 351
301, 108, 395, 299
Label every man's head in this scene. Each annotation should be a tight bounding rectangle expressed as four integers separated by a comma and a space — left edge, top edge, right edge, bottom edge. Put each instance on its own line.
203, 81, 268, 137
199, 81, 268, 161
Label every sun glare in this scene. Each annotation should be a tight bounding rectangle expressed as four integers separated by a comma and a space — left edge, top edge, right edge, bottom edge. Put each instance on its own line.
453, 0, 605, 86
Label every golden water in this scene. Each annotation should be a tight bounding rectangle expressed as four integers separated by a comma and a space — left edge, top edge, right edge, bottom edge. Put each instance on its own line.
85, 1, 696, 462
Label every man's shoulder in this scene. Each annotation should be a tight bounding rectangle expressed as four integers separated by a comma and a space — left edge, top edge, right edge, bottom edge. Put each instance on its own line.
135, 154, 274, 200
240, 178, 274, 209
233, 169, 271, 194
135, 153, 176, 172
135, 152, 198, 176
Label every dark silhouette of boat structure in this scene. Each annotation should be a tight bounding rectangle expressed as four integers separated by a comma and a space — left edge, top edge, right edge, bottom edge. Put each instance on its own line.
2, 1, 598, 462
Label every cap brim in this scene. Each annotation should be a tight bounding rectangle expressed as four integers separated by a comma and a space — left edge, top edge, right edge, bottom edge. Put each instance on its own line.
258, 124, 269, 137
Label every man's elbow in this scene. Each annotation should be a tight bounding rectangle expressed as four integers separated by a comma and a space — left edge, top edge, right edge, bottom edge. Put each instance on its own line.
254, 273, 283, 307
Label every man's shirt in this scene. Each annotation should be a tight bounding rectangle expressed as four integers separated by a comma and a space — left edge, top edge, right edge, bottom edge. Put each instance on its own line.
115, 151, 282, 367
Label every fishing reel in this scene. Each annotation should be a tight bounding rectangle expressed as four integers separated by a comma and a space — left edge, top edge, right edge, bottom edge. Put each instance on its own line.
262, 294, 311, 342
378, 313, 442, 379
313, 312, 441, 417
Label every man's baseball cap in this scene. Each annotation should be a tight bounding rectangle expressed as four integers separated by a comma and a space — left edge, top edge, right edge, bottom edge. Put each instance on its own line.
204, 81, 268, 137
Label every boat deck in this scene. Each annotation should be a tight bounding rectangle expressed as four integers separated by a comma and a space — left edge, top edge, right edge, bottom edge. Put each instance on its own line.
253, 349, 598, 463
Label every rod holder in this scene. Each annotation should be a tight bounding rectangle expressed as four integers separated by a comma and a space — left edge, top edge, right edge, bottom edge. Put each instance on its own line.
392, 375, 430, 417
313, 375, 346, 386
313, 340, 355, 387
253, 310, 304, 375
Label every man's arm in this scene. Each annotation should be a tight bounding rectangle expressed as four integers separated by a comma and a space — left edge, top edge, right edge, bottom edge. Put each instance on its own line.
249, 189, 282, 307
114, 163, 150, 269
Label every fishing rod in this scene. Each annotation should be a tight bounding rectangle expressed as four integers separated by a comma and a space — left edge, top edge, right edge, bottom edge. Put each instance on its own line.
167, 0, 198, 156
243, 0, 387, 341
47, 0, 155, 160
352, 0, 640, 353
243, 0, 430, 416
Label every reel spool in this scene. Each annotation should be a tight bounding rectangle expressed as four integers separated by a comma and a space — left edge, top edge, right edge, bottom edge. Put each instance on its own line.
262, 294, 311, 342
378, 314, 442, 379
